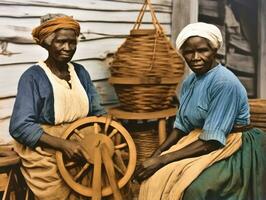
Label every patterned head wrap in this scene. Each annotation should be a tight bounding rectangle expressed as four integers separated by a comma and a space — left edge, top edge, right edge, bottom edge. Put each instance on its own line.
175, 22, 223, 50
32, 14, 80, 47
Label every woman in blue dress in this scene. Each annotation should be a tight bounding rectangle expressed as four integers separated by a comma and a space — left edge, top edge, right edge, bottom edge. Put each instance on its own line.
136, 22, 266, 200
9, 14, 106, 199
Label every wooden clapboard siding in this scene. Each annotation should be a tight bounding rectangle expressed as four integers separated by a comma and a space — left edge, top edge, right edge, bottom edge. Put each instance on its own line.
226, 52, 255, 74
1, 22, 171, 44
0, 5, 171, 21
171, 0, 198, 44
0, 97, 15, 119
0, 38, 125, 65
258, 0, 266, 98
198, 0, 225, 24
229, 34, 251, 53
238, 76, 255, 97
0, 118, 13, 144
0, 0, 172, 9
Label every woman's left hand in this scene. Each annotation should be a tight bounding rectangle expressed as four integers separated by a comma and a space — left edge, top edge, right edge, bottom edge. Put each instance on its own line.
134, 156, 165, 183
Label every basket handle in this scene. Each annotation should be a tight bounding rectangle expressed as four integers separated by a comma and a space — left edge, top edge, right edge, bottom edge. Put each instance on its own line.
133, 0, 164, 33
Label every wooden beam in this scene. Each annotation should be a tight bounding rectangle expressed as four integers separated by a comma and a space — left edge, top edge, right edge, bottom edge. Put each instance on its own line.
171, 0, 198, 45
258, 0, 266, 98
171, 0, 198, 94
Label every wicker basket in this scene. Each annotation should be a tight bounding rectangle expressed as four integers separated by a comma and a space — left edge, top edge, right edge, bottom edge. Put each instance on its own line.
132, 129, 159, 165
249, 99, 266, 132
109, 0, 185, 112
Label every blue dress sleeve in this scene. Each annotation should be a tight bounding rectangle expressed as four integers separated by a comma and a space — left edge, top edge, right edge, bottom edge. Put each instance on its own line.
173, 112, 193, 134
9, 72, 44, 148
199, 81, 241, 146
173, 78, 194, 134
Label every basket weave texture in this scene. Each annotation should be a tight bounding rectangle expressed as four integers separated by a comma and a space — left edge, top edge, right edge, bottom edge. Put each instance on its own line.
249, 99, 266, 132
110, 0, 185, 112
128, 127, 159, 165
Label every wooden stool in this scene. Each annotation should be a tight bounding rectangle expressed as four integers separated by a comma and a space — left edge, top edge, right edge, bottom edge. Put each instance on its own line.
0, 146, 29, 200
108, 107, 177, 145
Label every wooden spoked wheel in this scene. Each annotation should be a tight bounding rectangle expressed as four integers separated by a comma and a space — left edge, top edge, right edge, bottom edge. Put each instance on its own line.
55, 116, 136, 199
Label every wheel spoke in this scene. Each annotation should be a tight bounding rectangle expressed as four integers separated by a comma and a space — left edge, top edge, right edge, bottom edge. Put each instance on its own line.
114, 150, 127, 173
115, 134, 122, 145
115, 143, 127, 150
74, 163, 90, 181
92, 147, 102, 200
65, 161, 76, 168
104, 115, 112, 134
120, 150, 129, 160
108, 129, 118, 138
94, 122, 99, 134
101, 144, 123, 200
114, 163, 125, 175
74, 129, 84, 139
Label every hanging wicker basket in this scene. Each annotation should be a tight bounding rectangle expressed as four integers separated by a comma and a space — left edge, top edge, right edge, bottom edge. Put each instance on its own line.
109, 0, 185, 112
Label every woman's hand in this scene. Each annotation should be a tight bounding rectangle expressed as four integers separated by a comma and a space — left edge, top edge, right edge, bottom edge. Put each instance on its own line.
58, 139, 90, 162
150, 148, 162, 158
134, 156, 165, 183
38, 133, 90, 162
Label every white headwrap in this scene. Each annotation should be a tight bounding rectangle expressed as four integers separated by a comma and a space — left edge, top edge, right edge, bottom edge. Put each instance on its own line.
175, 22, 223, 50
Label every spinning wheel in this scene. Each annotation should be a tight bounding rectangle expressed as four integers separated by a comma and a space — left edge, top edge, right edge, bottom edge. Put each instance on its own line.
55, 116, 137, 199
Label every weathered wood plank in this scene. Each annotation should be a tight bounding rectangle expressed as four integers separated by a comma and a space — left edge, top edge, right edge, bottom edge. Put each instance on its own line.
0, 60, 112, 98
0, 98, 15, 119
171, 0, 198, 45
0, 6, 171, 21
0, 118, 13, 144
226, 52, 255, 74
100, 0, 172, 6
238, 76, 255, 97
0, 0, 172, 9
258, 0, 266, 98
229, 34, 251, 53
0, 19, 171, 43
199, 0, 224, 19
0, 38, 124, 65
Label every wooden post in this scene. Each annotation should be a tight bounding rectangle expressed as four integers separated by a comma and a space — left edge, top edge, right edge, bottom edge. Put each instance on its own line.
171, 0, 199, 95
171, 0, 199, 45
258, 0, 266, 98
158, 118, 167, 144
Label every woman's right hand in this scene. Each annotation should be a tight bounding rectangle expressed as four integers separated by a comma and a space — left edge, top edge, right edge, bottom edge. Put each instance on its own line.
38, 133, 91, 162
150, 148, 162, 158
58, 139, 90, 162
134, 156, 165, 183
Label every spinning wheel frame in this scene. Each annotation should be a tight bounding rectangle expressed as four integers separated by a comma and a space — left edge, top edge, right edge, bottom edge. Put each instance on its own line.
55, 116, 137, 197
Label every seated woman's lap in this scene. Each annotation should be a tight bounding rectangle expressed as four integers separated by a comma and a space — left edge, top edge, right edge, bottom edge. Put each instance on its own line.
183, 128, 266, 200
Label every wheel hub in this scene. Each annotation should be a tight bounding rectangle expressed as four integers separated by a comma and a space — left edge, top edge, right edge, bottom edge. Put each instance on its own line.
80, 133, 114, 164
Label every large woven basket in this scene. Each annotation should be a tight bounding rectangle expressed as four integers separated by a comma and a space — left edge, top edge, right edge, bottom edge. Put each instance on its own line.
109, 0, 185, 112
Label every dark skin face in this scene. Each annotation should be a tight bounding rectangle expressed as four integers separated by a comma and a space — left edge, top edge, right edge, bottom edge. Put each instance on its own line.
46, 29, 77, 69
181, 36, 218, 75
45, 29, 77, 81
